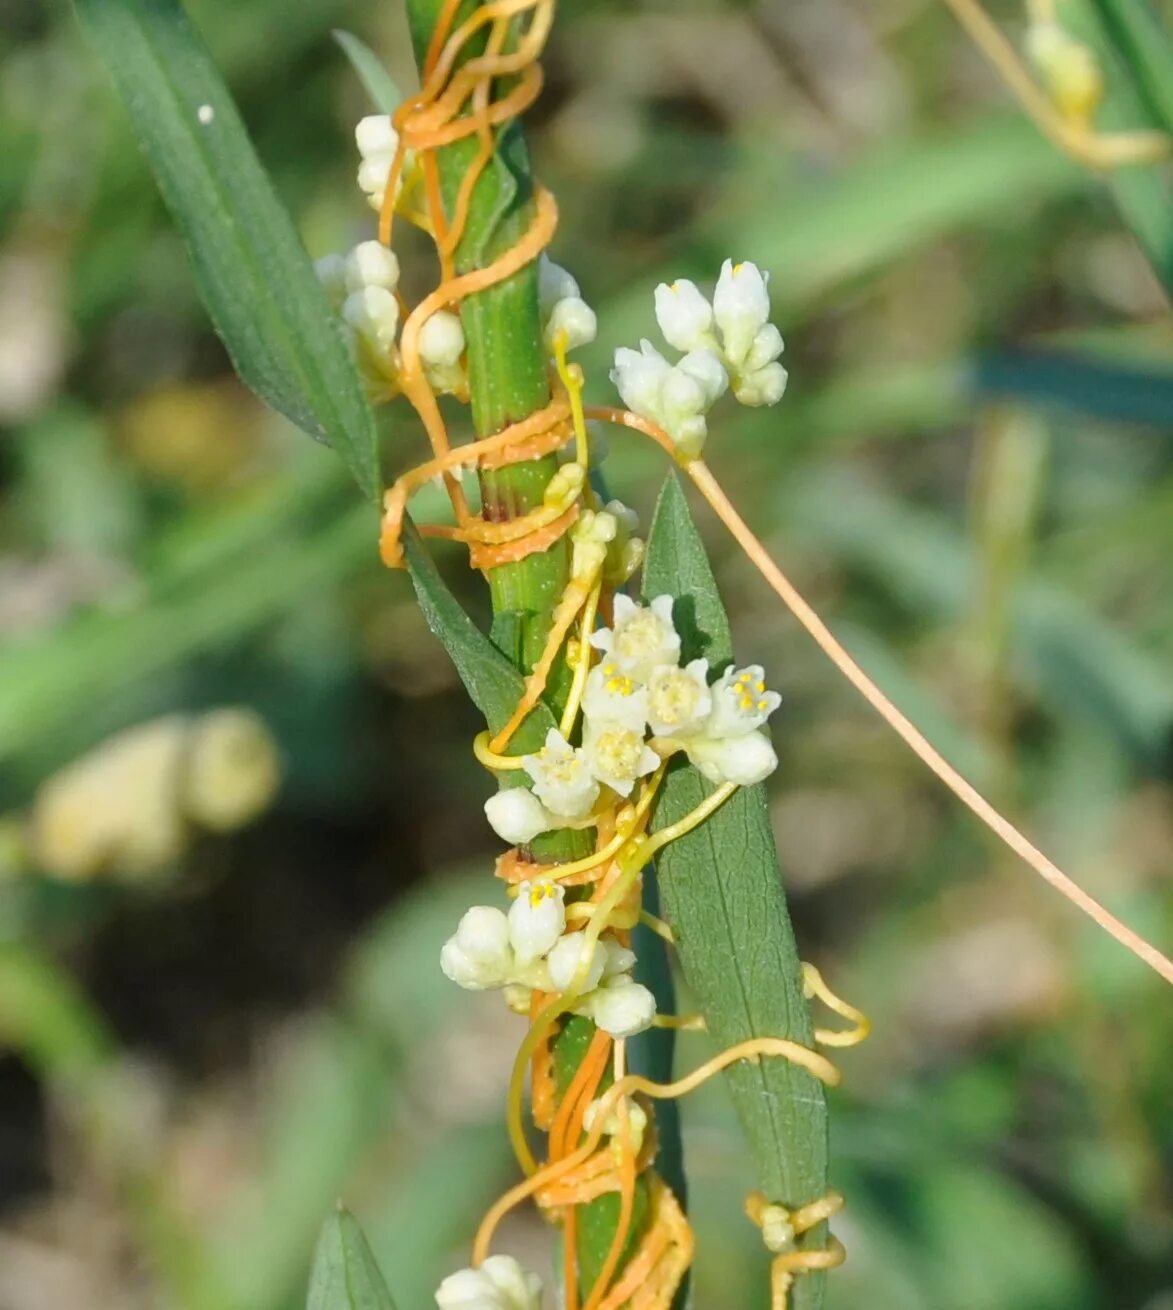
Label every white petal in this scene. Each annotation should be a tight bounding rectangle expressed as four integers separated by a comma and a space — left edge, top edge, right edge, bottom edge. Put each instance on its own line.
713, 258, 771, 366
440, 906, 513, 990
419, 310, 466, 367
547, 931, 606, 994
484, 788, 551, 845
675, 348, 728, 406
508, 878, 566, 963
480, 1255, 543, 1309
588, 977, 657, 1037
685, 730, 778, 786
545, 296, 597, 352
355, 114, 398, 160
745, 322, 785, 371
345, 240, 400, 293
342, 286, 399, 353
654, 278, 714, 353
733, 362, 789, 408
539, 255, 580, 314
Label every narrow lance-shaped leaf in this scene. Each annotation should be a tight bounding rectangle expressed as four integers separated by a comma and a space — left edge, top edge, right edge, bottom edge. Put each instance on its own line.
75, 0, 381, 501
308, 1208, 400, 1310
643, 473, 830, 1310
402, 524, 555, 753
334, 30, 404, 114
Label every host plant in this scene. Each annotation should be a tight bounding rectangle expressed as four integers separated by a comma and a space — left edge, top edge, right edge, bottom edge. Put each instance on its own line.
74, 1, 1173, 1308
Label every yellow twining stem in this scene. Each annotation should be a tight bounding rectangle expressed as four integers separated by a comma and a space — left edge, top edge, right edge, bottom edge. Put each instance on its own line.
746, 1190, 847, 1310
802, 963, 871, 1048
939, 0, 1170, 169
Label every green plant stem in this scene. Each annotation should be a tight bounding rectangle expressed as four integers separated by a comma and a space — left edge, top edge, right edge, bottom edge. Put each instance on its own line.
404, 0, 649, 1293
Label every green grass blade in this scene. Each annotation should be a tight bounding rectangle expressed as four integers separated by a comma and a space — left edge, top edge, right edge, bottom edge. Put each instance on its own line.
643, 474, 829, 1310
1087, 0, 1173, 130
1060, 0, 1173, 290
333, 30, 403, 113
74, 0, 381, 500
307, 1209, 399, 1310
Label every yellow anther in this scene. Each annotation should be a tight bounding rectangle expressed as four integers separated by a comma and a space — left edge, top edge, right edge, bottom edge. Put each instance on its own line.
757, 698, 769, 711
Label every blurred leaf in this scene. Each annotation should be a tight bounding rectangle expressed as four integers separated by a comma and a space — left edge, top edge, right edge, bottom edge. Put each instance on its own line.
334, 30, 402, 113
788, 469, 1173, 767
1087, 0, 1173, 131
74, 0, 381, 500
643, 473, 828, 1310
402, 524, 556, 746
307, 1209, 399, 1310
1061, 0, 1173, 291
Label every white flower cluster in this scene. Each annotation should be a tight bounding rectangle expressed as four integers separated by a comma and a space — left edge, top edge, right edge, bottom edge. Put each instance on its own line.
539, 255, 597, 355
312, 120, 467, 402
611, 260, 788, 457
484, 594, 781, 850
355, 114, 411, 213
435, 1254, 541, 1310
440, 877, 657, 1038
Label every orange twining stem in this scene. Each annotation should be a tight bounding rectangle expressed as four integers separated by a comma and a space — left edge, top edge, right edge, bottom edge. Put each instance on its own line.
395, 184, 559, 477
474, 1036, 841, 1266
549, 1027, 611, 1162
583, 405, 1173, 987
468, 503, 578, 571
379, 390, 570, 568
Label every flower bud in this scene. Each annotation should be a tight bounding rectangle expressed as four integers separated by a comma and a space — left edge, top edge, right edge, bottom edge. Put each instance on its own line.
484, 788, 551, 845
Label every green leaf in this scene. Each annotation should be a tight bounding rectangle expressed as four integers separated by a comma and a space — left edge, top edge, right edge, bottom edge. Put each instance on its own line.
308, 1208, 399, 1310
402, 523, 555, 751
1060, 0, 1173, 292
74, 0, 381, 501
333, 30, 403, 113
643, 473, 829, 1310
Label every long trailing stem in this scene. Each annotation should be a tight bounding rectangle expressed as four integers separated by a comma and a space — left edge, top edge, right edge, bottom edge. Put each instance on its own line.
402, 0, 650, 1291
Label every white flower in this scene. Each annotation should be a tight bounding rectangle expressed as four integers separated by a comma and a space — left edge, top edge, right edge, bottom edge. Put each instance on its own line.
610, 340, 727, 458
419, 309, 464, 366
547, 931, 607, 994
508, 878, 566, 964
582, 661, 648, 733
314, 253, 348, 308
646, 659, 711, 738
706, 664, 781, 738
419, 309, 466, 394
484, 788, 551, 845
435, 1254, 542, 1310
583, 720, 660, 797
355, 114, 408, 212
522, 729, 599, 819
538, 255, 580, 314
440, 906, 513, 990
683, 730, 778, 787
735, 360, 788, 407
654, 278, 715, 353
713, 259, 771, 367
342, 285, 399, 354
611, 340, 670, 416
589, 595, 680, 682
545, 295, 597, 352
344, 240, 400, 294
585, 975, 657, 1038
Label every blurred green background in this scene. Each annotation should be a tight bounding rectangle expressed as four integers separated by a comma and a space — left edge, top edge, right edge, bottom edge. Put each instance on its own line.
1, 0, 1171, 1307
